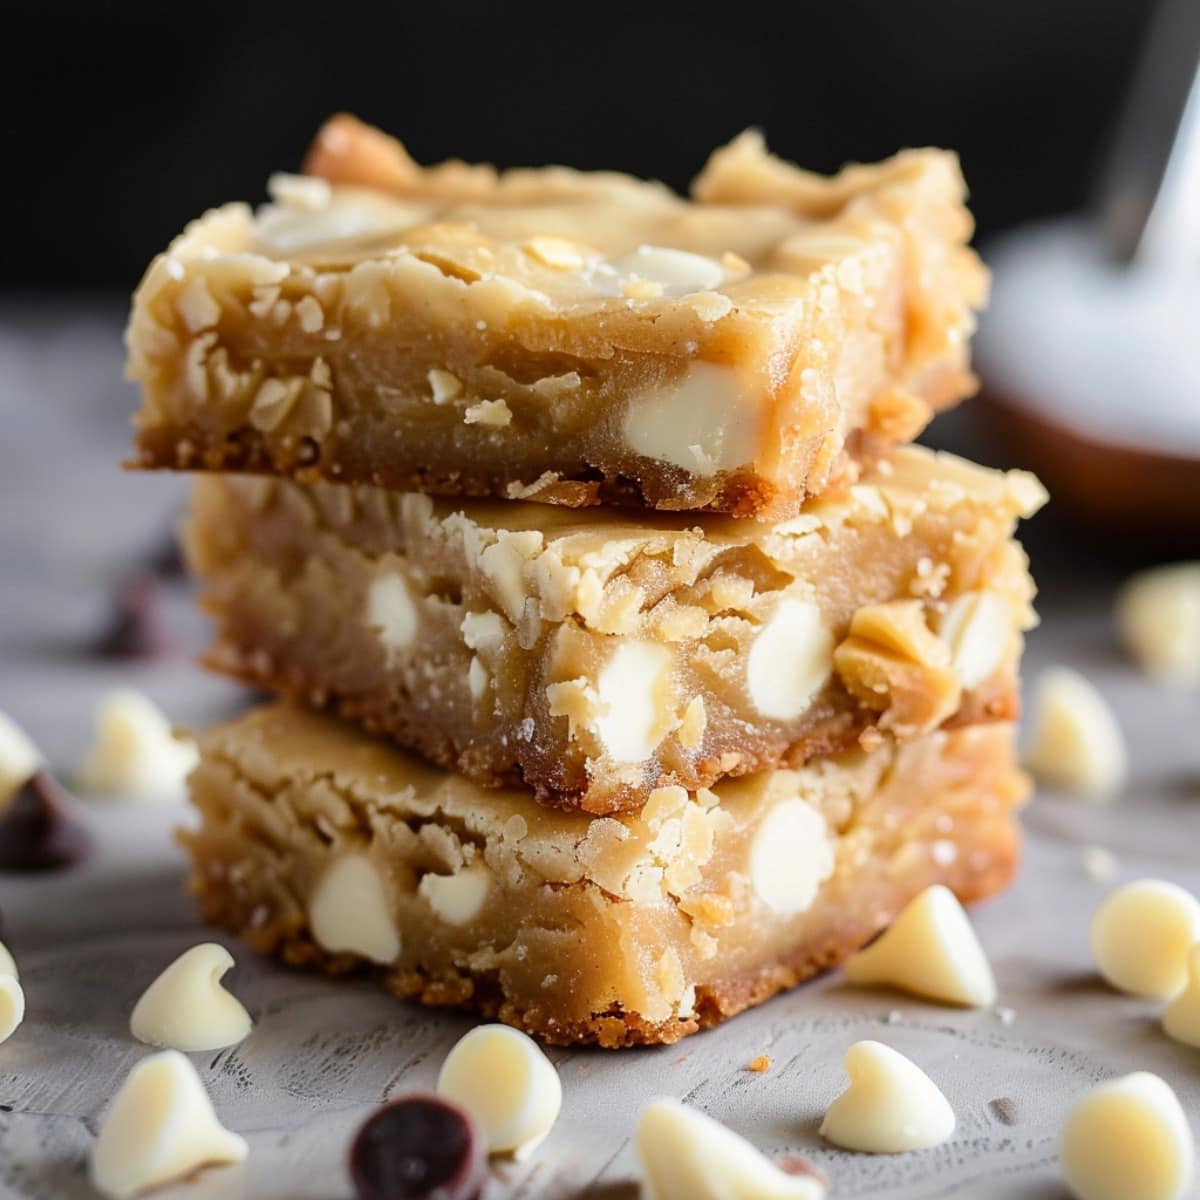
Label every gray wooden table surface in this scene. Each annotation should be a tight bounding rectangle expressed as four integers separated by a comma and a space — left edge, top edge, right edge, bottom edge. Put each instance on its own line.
0, 298, 1197, 1199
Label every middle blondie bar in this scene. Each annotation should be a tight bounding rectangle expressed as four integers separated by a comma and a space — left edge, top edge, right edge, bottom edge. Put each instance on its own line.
185, 445, 1044, 813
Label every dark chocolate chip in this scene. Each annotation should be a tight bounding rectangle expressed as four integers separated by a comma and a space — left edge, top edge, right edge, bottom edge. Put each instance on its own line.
94, 571, 172, 659
0, 771, 92, 871
350, 1094, 486, 1200
146, 530, 186, 579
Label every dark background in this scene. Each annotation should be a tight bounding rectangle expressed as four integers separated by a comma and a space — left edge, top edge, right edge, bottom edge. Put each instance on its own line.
5, 0, 1150, 290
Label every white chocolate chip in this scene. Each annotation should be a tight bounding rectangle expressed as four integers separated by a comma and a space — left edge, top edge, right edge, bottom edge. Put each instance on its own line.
593, 641, 674, 763
1117, 563, 1200, 684
749, 797, 835, 915
623, 363, 760, 478
437, 1025, 562, 1159
76, 691, 199, 801
938, 590, 1010, 688
636, 1098, 825, 1200
266, 172, 332, 210
1162, 946, 1200, 1049
1081, 845, 1118, 882
90, 1050, 248, 1200
1060, 1072, 1194, 1200
0, 974, 24, 1044
0, 711, 40, 805
464, 398, 513, 427
427, 367, 463, 405
366, 573, 418, 660
842, 884, 997, 1007
130, 943, 253, 1052
309, 854, 400, 965
468, 656, 489, 700
1090, 879, 1200, 998
418, 861, 493, 926
610, 246, 726, 296
819, 1040, 955, 1154
746, 599, 834, 720
1024, 667, 1128, 798
0, 940, 17, 979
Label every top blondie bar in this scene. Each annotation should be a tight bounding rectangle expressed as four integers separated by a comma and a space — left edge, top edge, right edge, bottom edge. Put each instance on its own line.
127, 115, 987, 518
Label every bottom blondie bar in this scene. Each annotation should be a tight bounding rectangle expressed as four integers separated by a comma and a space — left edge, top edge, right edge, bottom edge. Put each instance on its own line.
183, 705, 1024, 1047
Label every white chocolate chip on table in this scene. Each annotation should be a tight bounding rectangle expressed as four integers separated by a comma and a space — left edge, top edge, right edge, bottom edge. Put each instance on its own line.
1117, 563, 1200, 684
0, 939, 23, 1044
437, 1024, 562, 1159
637, 1097, 826, 1199
90, 1050, 247, 1199
842, 884, 997, 1007
130, 943, 253, 1052
820, 1040, 956, 1154
1090, 879, 1200, 998
0, 710, 41, 805
1023, 667, 1128, 798
1162, 946, 1200, 1049
1060, 1072, 1195, 1200
76, 690, 199, 800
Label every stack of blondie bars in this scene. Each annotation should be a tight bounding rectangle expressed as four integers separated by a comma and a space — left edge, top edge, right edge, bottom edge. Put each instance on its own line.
124, 116, 1044, 1047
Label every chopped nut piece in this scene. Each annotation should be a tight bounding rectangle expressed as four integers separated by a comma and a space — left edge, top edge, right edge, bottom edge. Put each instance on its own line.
834, 600, 962, 735
1024, 667, 1128, 798
1060, 1072, 1194, 1200
820, 1041, 955, 1154
427, 367, 463, 405
1117, 562, 1200, 685
1090, 879, 1200, 998
463, 398, 512, 427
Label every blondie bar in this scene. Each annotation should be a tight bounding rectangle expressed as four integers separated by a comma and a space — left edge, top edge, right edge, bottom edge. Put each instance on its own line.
128, 116, 986, 518
183, 705, 1025, 1047
184, 446, 1044, 813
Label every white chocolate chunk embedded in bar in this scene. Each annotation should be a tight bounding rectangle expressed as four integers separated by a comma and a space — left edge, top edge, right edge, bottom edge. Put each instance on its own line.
90, 1050, 247, 1200
308, 854, 401, 964
1090, 879, 1200, 998
130, 943, 253, 1052
820, 1040, 955, 1153
1060, 1072, 1194, 1200
437, 1025, 562, 1159
638, 1098, 826, 1199
842, 884, 996, 1007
